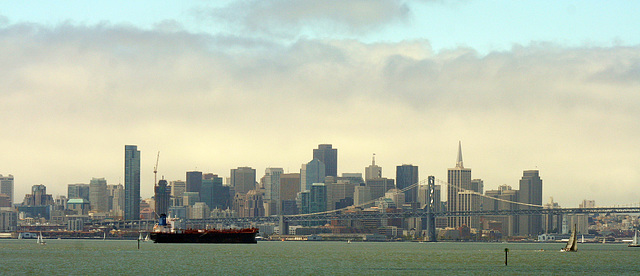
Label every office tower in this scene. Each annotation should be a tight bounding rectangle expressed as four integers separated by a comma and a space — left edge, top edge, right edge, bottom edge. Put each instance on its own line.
471, 179, 484, 194
155, 179, 170, 216
231, 167, 256, 195
280, 173, 301, 215
23, 184, 54, 206
418, 184, 441, 211
263, 168, 284, 201
304, 159, 326, 191
354, 184, 371, 206
201, 174, 229, 210
124, 145, 141, 220
365, 177, 395, 200
107, 184, 124, 216
365, 154, 382, 180
299, 163, 307, 192
170, 180, 186, 198
0, 174, 14, 206
189, 202, 210, 219
186, 171, 203, 194
313, 144, 337, 177
232, 190, 264, 217
484, 185, 518, 236
325, 177, 356, 210
579, 200, 595, 208
309, 183, 327, 213
68, 184, 90, 201
385, 189, 405, 208
296, 191, 310, 214
447, 141, 472, 228
396, 164, 419, 203
518, 170, 543, 236
89, 178, 108, 212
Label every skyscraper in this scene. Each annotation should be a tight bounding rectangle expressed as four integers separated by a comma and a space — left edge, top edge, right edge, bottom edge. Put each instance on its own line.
365, 154, 382, 180
263, 168, 284, 201
396, 164, 419, 203
447, 141, 472, 228
124, 145, 140, 220
186, 171, 203, 194
68, 184, 90, 201
518, 170, 543, 236
89, 177, 108, 212
0, 174, 14, 207
231, 167, 256, 195
313, 144, 337, 177
154, 179, 170, 216
200, 174, 228, 210
304, 159, 326, 191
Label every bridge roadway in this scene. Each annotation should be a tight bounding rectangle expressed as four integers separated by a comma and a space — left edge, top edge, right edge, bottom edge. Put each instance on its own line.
182, 206, 640, 226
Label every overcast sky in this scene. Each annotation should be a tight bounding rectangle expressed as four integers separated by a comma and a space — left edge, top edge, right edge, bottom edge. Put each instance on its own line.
1, 1, 639, 207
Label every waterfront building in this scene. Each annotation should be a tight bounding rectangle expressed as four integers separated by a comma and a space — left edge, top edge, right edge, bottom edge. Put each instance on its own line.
518, 170, 543, 236
231, 167, 257, 195
0, 208, 17, 231
313, 144, 337, 177
186, 171, 203, 195
396, 164, 419, 203
89, 177, 108, 212
68, 184, 90, 201
0, 174, 14, 207
155, 179, 171, 216
304, 159, 326, 191
124, 145, 141, 220
365, 154, 382, 180
447, 142, 472, 228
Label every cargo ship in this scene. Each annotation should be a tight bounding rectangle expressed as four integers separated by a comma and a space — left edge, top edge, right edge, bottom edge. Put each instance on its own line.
149, 214, 258, 244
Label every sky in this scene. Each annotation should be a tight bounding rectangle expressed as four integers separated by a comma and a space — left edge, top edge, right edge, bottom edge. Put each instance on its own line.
1, 1, 639, 207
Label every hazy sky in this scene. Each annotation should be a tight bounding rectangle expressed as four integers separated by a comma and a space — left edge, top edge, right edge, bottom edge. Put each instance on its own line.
1, 1, 639, 207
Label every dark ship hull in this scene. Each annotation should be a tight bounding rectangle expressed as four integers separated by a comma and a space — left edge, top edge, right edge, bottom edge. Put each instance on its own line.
150, 229, 258, 244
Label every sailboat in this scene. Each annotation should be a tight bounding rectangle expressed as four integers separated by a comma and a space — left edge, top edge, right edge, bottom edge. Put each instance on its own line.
581, 235, 584, 243
138, 232, 143, 241
629, 230, 639, 247
560, 224, 577, 252
144, 233, 150, 242
37, 232, 46, 245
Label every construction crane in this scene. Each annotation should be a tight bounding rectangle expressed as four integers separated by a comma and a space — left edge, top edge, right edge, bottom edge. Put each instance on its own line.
153, 151, 160, 186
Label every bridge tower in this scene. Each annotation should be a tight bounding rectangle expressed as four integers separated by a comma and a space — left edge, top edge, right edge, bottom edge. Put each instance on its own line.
425, 176, 437, 242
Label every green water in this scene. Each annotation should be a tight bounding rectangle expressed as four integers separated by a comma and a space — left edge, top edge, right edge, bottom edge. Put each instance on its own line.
1, 240, 639, 275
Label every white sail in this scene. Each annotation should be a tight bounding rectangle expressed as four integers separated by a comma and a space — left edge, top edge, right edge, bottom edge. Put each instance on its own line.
561, 224, 577, 252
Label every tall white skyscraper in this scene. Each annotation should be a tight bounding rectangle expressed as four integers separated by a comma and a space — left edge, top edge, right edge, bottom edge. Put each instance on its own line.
447, 141, 472, 228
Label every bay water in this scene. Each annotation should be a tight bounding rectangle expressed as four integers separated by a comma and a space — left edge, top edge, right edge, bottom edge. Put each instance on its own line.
1, 239, 639, 275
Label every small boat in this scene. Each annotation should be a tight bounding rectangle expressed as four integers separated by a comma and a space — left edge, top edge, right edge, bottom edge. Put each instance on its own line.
138, 232, 143, 241
144, 233, 150, 242
560, 224, 577, 252
581, 235, 584, 243
347, 239, 352, 244
629, 231, 640, 247
37, 232, 46, 245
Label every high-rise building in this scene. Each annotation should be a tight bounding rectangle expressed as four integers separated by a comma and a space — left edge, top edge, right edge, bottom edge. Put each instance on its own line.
279, 173, 301, 201
518, 170, 543, 236
107, 184, 124, 217
365, 154, 382, 180
313, 144, 337, 177
68, 184, 90, 201
396, 164, 419, 203
354, 184, 371, 206
365, 177, 395, 200
309, 183, 327, 214
447, 141, 472, 228
263, 168, 284, 201
304, 159, 326, 191
201, 174, 229, 210
186, 171, 203, 194
0, 174, 14, 206
89, 177, 108, 212
231, 167, 256, 195
154, 179, 171, 216
124, 145, 141, 220
170, 180, 186, 198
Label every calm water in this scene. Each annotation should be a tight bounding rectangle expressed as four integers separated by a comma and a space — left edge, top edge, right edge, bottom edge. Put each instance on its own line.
1, 239, 639, 275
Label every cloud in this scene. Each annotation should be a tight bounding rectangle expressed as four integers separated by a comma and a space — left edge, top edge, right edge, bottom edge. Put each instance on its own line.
199, 0, 412, 37
1, 22, 639, 207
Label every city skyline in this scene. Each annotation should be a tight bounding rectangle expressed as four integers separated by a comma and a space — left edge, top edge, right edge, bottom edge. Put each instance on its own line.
1, 1, 639, 207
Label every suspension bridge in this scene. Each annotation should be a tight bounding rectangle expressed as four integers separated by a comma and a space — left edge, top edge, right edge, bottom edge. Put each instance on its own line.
172, 176, 640, 242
